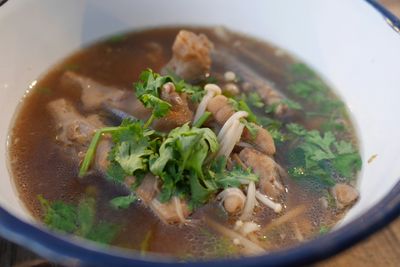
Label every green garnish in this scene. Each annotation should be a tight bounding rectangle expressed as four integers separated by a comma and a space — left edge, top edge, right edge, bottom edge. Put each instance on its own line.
286, 123, 362, 186
135, 69, 173, 127
150, 123, 219, 207
110, 194, 138, 210
193, 111, 212, 128
79, 126, 125, 177
264, 99, 302, 114
209, 156, 259, 189
38, 196, 119, 244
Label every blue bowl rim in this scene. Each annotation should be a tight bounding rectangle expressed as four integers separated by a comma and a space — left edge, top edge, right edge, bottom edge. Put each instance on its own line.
0, 0, 399, 266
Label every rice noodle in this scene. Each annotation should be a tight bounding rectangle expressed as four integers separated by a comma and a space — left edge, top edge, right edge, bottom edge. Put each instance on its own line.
203, 217, 265, 256
255, 191, 282, 213
262, 205, 306, 233
292, 222, 304, 242
173, 196, 186, 224
193, 84, 221, 123
240, 181, 256, 221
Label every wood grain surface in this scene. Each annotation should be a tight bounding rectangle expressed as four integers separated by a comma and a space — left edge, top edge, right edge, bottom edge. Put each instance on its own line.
1, 0, 399, 266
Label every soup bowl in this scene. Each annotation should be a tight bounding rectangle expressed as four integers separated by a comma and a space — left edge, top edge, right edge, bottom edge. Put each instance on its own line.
0, 0, 399, 266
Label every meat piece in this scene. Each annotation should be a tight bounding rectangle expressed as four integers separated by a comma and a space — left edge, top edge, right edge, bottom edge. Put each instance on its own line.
152, 82, 194, 131
62, 71, 151, 121
207, 95, 235, 125
239, 148, 285, 199
163, 30, 213, 81
330, 183, 359, 209
47, 99, 103, 150
242, 123, 276, 156
47, 98, 112, 171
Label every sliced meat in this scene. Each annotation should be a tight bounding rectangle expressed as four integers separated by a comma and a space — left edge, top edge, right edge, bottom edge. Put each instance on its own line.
239, 147, 285, 199
330, 183, 359, 209
47, 98, 112, 171
62, 71, 151, 121
163, 30, 213, 81
242, 123, 276, 156
47, 99, 103, 150
207, 95, 235, 125
153, 82, 194, 131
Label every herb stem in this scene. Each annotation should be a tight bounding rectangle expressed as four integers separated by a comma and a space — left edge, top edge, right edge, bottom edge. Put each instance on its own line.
193, 111, 211, 128
144, 113, 156, 129
79, 127, 123, 177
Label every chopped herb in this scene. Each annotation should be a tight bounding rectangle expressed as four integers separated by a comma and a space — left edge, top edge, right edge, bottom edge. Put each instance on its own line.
288, 63, 345, 129
246, 92, 264, 108
265, 99, 302, 114
150, 123, 219, 207
238, 100, 258, 123
286, 123, 362, 186
208, 156, 259, 188
193, 111, 211, 128
319, 225, 330, 235
134, 69, 173, 127
38, 196, 119, 244
241, 120, 259, 140
110, 194, 138, 210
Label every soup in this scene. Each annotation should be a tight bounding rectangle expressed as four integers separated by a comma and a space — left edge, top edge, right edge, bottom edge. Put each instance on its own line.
8, 27, 361, 259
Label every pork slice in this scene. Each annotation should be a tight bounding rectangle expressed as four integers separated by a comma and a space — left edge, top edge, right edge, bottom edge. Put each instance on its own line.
62, 71, 151, 121
152, 82, 194, 131
47, 98, 112, 170
163, 30, 213, 81
330, 183, 359, 209
242, 123, 276, 156
239, 147, 285, 199
47, 99, 103, 149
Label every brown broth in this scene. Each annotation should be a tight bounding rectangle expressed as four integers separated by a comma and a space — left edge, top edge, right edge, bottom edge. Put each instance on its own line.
8, 27, 358, 259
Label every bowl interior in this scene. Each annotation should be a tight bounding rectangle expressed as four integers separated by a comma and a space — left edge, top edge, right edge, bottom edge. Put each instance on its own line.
0, 0, 399, 253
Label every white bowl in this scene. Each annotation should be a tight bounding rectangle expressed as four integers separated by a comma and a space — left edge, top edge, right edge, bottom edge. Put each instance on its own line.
0, 0, 399, 266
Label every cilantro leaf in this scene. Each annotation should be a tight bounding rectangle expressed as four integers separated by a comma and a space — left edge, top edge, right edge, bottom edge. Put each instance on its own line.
149, 123, 219, 206
38, 195, 77, 233
38, 196, 119, 244
333, 153, 362, 178
110, 194, 138, 209
285, 123, 362, 185
77, 197, 95, 237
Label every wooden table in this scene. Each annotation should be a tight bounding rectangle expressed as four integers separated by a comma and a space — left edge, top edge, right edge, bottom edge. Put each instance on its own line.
1, 0, 399, 266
